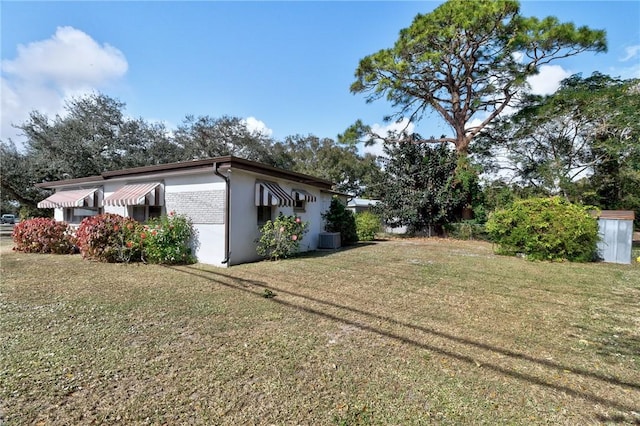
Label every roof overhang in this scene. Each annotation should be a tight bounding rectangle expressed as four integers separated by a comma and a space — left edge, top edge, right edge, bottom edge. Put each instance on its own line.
36, 156, 334, 191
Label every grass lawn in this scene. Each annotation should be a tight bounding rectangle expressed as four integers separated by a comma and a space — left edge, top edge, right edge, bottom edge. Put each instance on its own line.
1, 237, 639, 424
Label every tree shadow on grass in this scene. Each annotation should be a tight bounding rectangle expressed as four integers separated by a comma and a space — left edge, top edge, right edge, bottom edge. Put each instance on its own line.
167, 265, 640, 418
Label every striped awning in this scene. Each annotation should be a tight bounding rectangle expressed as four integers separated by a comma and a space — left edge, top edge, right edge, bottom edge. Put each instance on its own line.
292, 188, 316, 203
37, 188, 101, 209
255, 182, 295, 207
104, 182, 163, 207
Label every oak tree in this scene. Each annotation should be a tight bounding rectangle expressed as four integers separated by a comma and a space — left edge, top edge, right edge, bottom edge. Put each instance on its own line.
2, 93, 181, 210
174, 115, 274, 163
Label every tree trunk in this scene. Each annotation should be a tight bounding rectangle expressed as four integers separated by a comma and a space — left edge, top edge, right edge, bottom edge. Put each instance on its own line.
455, 134, 472, 156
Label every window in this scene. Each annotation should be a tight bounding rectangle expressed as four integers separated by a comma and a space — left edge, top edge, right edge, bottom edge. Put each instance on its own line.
291, 189, 314, 212
257, 205, 272, 227
130, 205, 164, 223
131, 206, 146, 223
149, 206, 162, 220
64, 207, 100, 224
293, 198, 306, 213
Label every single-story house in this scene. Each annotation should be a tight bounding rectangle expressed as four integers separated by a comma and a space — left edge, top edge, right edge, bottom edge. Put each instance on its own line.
36, 156, 341, 266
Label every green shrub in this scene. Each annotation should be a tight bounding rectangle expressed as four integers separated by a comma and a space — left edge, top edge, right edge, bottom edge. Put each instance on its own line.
76, 214, 143, 263
12, 218, 76, 254
322, 198, 358, 245
143, 212, 196, 264
445, 220, 488, 241
486, 197, 599, 262
18, 205, 51, 220
355, 211, 381, 241
257, 213, 309, 260
75, 212, 196, 264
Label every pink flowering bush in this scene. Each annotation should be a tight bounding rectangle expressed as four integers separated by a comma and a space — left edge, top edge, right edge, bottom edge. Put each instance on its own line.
76, 214, 143, 263
256, 213, 308, 260
12, 218, 77, 254
68, 212, 196, 264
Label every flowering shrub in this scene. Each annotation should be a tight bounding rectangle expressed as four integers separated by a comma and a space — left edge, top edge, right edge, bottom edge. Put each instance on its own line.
256, 213, 308, 260
76, 214, 143, 263
143, 212, 196, 264
12, 218, 76, 254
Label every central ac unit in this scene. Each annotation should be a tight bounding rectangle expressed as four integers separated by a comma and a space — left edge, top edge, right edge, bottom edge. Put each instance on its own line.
318, 232, 341, 249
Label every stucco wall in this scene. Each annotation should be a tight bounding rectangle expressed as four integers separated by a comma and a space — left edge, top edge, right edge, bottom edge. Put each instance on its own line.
102, 173, 229, 266
164, 174, 227, 266
227, 170, 331, 266
45, 167, 333, 267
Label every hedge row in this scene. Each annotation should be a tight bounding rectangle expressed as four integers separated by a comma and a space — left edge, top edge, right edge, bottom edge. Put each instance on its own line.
13, 212, 196, 265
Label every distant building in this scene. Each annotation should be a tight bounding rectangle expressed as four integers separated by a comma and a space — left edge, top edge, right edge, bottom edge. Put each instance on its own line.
346, 198, 380, 214
346, 198, 407, 234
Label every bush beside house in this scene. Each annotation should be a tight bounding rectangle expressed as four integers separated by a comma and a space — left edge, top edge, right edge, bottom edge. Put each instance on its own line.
355, 211, 381, 241
143, 212, 197, 264
256, 214, 309, 260
13, 213, 196, 265
76, 214, 143, 263
322, 198, 358, 245
12, 218, 76, 254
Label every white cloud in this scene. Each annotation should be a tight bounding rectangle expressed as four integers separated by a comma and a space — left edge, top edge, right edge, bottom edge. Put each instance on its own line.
1, 26, 128, 145
621, 45, 640, 62
242, 116, 273, 137
362, 118, 415, 157
466, 117, 485, 132
512, 51, 524, 63
526, 64, 571, 96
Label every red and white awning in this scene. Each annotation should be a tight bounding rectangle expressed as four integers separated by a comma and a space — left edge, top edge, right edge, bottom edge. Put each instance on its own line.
37, 188, 101, 209
255, 182, 295, 207
292, 188, 316, 203
104, 182, 163, 207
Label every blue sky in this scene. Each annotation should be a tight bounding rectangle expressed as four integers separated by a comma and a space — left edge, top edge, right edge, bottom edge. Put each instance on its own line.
2, 1, 639, 154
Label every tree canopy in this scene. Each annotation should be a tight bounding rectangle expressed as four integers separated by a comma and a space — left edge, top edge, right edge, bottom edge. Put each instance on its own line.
1, 93, 383, 213
374, 139, 480, 235
350, 0, 607, 154
475, 73, 640, 211
276, 134, 383, 196
174, 115, 276, 163
15, 93, 180, 181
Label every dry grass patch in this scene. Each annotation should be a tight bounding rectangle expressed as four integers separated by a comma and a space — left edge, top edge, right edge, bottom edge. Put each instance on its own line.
1, 239, 639, 424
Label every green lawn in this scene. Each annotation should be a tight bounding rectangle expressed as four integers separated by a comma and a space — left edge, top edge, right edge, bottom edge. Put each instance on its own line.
1, 238, 639, 424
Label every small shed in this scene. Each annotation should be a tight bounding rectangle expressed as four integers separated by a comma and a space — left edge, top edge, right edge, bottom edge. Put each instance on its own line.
596, 210, 635, 264
346, 198, 380, 214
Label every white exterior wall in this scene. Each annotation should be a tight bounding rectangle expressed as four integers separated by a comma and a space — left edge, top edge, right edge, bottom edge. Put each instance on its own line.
44, 166, 333, 267
227, 170, 331, 266
164, 173, 227, 266
53, 209, 64, 222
